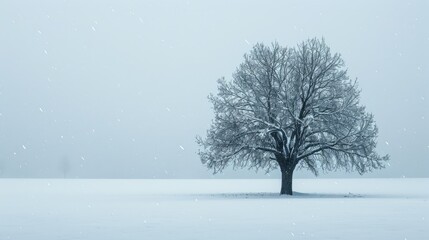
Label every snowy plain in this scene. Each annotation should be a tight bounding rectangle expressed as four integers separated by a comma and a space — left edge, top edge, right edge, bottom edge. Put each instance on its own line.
0, 178, 428, 240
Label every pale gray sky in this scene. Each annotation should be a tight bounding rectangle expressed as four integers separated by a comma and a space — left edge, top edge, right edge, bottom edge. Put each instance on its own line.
0, 0, 428, 178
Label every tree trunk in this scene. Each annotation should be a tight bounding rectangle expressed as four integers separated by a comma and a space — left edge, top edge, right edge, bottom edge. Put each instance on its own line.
276, 155, 296, 195
280, 168, 294, 195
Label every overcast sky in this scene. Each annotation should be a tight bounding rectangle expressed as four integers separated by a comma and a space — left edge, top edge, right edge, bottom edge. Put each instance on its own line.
0, 0, 428, 179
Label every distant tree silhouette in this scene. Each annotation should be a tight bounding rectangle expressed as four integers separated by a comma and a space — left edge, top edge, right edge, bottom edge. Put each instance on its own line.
60, 156, 70, 178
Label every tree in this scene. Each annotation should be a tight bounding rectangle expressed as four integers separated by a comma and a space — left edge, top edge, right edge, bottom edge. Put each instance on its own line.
60, 155, 71, 178
197, 38, 389, 195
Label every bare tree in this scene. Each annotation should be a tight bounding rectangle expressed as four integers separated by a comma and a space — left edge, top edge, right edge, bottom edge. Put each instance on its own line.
60, 155, 70, 178
197, 38, 389, 195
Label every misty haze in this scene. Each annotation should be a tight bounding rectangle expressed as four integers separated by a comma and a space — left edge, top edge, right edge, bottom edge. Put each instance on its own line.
0, 0, 428, 239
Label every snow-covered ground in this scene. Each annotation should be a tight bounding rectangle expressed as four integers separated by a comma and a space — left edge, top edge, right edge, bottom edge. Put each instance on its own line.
0, 178, 428, 240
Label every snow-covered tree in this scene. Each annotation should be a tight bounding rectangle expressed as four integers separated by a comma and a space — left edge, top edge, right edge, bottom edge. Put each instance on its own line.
197, 38, 389, 195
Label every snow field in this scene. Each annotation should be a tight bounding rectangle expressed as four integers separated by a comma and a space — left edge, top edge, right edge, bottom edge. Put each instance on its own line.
0, 178, 428, 240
